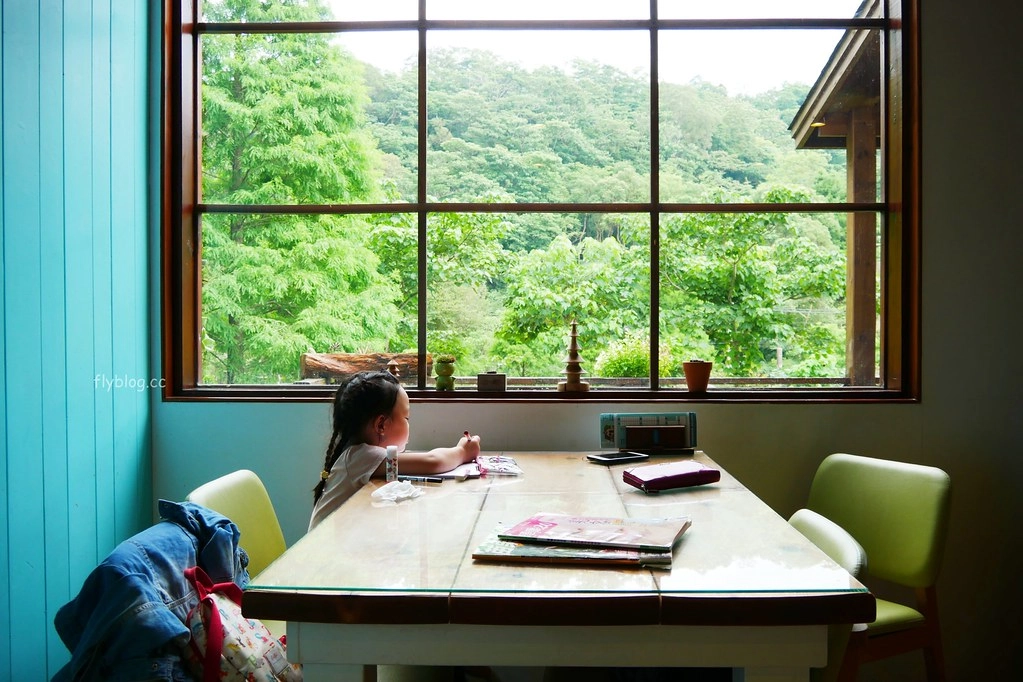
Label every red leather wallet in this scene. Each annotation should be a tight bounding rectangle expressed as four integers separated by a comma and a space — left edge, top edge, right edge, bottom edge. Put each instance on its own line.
622, 460, 721, 493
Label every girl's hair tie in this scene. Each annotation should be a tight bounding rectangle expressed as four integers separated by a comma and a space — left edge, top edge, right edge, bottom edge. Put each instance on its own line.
320, 469, 330, 481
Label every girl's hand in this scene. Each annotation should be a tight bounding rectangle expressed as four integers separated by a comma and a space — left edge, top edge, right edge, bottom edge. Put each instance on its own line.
459, 432, 481, 461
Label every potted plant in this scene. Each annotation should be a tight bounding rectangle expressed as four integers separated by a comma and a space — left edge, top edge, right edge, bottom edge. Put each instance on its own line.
682, 359, 712, 393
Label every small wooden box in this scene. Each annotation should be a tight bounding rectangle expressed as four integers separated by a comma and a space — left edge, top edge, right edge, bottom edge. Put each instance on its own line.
477, 371, 507, 391
623, 425, 692, 454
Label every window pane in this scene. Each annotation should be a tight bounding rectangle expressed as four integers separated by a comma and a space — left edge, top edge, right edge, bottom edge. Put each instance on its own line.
202, 1, 420, 22
659, 28, 849, 98
200, 32, 389, 205
429, 0, 646, 21
426, 31, 651, 203
199, 213, 415, 385
337, 31, 420, 202
658, 0, 871, 20
425, 212, 651, 390
658, 211, 881, 387
658, 29, 880, 204
324, 1, 419, 21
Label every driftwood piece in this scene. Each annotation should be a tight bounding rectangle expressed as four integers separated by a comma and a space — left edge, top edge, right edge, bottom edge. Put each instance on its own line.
300, 352, 431, 383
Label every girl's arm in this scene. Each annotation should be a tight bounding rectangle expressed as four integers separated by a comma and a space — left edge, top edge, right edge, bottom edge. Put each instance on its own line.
378, 435, 481, 476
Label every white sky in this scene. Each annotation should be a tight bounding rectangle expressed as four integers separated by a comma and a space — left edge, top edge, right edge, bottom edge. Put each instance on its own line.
327, 1, 866, 95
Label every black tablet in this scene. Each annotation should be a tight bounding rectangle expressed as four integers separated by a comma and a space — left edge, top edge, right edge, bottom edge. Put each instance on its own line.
586, 451, 650, 465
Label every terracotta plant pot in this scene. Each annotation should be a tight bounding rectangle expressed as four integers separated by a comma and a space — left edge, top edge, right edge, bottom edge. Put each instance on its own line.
683, 360, 712, 393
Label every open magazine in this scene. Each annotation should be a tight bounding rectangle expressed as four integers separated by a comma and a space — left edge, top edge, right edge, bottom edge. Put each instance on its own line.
497, 512, 691, 553
473, 523, 673, 569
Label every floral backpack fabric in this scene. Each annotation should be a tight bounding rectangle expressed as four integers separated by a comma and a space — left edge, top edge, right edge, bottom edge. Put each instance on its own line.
182, 565, 302, 682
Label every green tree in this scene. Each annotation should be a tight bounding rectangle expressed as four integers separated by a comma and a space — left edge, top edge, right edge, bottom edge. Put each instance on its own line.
494, 235, 648, 375
368, 209, 510, 357
650, 189, 846, 376
200, 0, 399, 383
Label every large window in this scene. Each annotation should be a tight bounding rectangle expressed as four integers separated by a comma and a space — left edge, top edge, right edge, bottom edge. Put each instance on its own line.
163, 0, 919, 401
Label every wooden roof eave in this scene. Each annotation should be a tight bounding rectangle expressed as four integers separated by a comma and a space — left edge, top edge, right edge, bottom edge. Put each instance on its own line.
790, 0, 882, 150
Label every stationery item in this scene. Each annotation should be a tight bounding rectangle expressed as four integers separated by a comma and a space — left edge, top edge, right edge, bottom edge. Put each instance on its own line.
435, 462, 482, 480
599, 412, 698, 453
498, 512, 691, 553
622, 460, 721, 493
472, 524, 672, 569
623, 425, 690, 453
476, 454, 524, 476
385, 445, 398, 482
397, 475, 443, 484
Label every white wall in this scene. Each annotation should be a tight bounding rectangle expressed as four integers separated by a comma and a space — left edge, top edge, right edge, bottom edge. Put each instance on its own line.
153, 1, 1023, 679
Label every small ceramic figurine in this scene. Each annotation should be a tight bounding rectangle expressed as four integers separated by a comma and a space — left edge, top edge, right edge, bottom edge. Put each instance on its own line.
435, 354, 456, 391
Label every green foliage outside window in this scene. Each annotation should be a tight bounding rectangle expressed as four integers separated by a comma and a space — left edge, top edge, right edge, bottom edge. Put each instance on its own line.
197, 0, 862, 386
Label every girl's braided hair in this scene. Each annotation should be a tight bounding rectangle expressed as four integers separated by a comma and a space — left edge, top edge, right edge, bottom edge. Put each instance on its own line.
313, 370, 401, 504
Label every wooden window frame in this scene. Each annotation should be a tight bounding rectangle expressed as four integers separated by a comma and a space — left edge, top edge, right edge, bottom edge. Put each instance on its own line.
161, 0, 919, 403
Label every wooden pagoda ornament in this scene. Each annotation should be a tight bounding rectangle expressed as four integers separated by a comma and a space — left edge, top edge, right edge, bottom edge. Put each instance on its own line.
558, 319, 590, 392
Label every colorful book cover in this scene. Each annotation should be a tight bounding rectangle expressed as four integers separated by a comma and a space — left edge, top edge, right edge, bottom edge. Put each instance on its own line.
473, 525, 673, 569
497, 512, 691, 553
476, 454, 524, 476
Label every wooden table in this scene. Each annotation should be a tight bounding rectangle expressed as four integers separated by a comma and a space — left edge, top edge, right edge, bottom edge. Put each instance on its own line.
244, 452, 874, 681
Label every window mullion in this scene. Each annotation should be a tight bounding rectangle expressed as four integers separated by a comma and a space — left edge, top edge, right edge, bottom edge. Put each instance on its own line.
417, 7, 428, 390
650, 8, 661, 389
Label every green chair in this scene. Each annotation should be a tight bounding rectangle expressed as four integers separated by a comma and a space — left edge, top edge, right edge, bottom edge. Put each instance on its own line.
806, 453, 951, 682
788, 508, 867, 682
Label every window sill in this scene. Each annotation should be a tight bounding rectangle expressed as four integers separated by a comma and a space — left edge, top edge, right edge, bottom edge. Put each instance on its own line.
162, 385, 918, 404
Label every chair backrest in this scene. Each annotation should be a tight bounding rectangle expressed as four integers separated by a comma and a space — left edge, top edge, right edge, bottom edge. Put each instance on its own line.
807, 453, 950, 588
187, 469, 287, 577
788, 508, 867, 577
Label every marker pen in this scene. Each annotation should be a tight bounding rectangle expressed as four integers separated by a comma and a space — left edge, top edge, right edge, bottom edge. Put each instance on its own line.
397, 475, 443, 484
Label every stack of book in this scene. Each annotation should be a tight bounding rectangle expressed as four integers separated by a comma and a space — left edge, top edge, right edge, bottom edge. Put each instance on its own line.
472, 512, 691, 569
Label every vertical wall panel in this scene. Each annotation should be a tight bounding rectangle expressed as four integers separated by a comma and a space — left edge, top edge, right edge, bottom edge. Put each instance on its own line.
91, 0, 116, 556
0, 0, 151, 678
110, 0, 149, 542
63, 0, 100, 598
3, 1, 49, 674
0, 1, 8, 675
39, 0, 71, 672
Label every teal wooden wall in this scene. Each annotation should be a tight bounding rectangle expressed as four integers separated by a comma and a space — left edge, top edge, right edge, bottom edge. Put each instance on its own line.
0, 0, 152, 678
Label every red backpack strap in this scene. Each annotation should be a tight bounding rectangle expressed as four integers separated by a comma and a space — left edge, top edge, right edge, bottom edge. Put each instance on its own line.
185, 564, 245, 604
185, 565, 236, 682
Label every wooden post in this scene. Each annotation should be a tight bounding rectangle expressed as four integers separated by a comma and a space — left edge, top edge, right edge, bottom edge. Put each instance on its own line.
846, 105, 878, 386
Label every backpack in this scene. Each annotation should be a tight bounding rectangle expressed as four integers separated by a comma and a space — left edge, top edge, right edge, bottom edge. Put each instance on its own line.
182, 565, 302, 682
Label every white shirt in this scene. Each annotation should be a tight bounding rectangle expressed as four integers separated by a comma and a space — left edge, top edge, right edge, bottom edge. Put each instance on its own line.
308, 442, 387, 531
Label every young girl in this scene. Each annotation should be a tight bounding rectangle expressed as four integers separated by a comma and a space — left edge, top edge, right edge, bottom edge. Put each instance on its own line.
310, 370, 480, 531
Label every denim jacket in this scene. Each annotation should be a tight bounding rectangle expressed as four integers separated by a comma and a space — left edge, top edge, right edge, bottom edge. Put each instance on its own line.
52, 500, 249, 682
